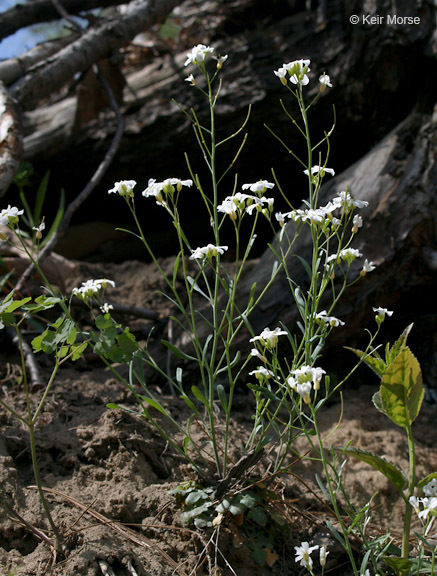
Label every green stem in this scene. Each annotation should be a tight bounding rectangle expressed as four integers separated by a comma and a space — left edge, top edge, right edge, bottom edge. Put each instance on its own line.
402, 423, 416, 560
15, 326, 64, 553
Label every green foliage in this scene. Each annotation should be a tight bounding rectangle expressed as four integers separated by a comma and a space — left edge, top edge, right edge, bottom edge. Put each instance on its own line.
32, 313, 87, 361
91, 314, 138, 363
340, 446, 407, 491
171, 482, 282, 567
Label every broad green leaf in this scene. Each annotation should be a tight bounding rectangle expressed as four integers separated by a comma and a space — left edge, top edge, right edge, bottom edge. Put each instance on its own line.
70, 341, 88, 361
346, 346, 386, 378
380, 346, 424, 428
372, 390, 385, 415
383, 556, 412, 573
341, 446, 407, 491
248, 506, 268, 527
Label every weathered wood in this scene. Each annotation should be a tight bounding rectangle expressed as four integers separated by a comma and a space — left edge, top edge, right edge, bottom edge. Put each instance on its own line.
0, 0, 124, 41
0, 82, 22, 197
10, 0, 184, 111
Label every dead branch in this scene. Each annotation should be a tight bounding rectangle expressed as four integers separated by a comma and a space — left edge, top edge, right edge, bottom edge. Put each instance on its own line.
10, 0, 184, 111
14, 64, 124, 294
33, 486, 187, 575
0, 81, 23, 197
0, 0, 124, 41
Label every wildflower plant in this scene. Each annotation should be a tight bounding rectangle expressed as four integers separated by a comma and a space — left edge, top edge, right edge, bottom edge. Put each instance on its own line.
105, 47, 379, 534
2, 44, 432, 575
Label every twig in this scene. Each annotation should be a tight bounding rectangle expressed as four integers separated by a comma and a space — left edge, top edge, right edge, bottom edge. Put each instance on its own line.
14, 63, 124, 294
33, 486, 188, 576
6, 326, 42, 389
0, 498, 54, 548
105, 302, 159, 321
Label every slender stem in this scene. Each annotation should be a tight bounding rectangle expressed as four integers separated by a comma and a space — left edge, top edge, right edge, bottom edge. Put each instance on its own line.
402, 423, 416, 560
15, 326, 64, 552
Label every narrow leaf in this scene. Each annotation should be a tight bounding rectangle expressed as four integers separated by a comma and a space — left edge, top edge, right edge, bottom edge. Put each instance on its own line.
161, 339, 196, 362
217, 384, 228, 411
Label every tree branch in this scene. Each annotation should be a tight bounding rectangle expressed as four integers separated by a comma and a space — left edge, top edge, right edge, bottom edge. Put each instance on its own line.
10, 0, 184, 111
0, 0, 124, 41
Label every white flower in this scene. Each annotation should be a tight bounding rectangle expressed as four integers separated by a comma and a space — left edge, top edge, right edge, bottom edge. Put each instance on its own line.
373, 307, 393, 319
423, 478, 437, 497
339, 248, 362, 263
72, 278, 115, 300
217, 198, 238, 220
250, 327, 288, 348
319, 73, 332, 88
189, 244, 228, 260
185, 44, 214, 66
288, 365, 326, 398
352, 214, 363, 233
0, 205, 24, 226
327, 190, 369, 214
242, 180, 275, 194
100, 302, 114, 314
142, 178, 193, 202
320, 545, 329, 567
250, 348, 267, 363
32, 221, 46, 239
213, 54, 228, 69
249, 366, 275, 382
315, 310, 345, 328
361, 259, 376, 275
274, 66, 288, 85
108, 180, 136, 197
283, 59, 311, 86
294, 541, 319, 569
409, 496, 420, 513
185, 74, 195, 85
361, 570, 371, 576
304, 165, 335, 177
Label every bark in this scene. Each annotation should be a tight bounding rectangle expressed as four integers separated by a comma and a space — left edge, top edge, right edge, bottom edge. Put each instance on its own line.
0, 82, 23, 196
0, 35, 80, 86
10, 0, 184, 111
0, 0, 124, 41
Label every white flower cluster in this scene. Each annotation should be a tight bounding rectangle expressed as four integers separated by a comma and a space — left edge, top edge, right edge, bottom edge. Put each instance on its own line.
142, 178, 193, 204
218, 182, 275, 220
0, 205, 24, 226
184, 44, 228, 84
294, 542, 329, 570
190, 244, 228, 260
315, 310, 345, 328
274, 59, 332, 90
287, 365, 326, 403
276, 188, 368, 230
108, 180, 136, 197
250, 327, 288, 349
72, 278, 115, 301
108, 179, 193, 206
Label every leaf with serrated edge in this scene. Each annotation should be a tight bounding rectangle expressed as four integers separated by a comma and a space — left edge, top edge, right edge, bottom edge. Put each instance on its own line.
380, 346, 424, 428
340, 446, 407, 491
